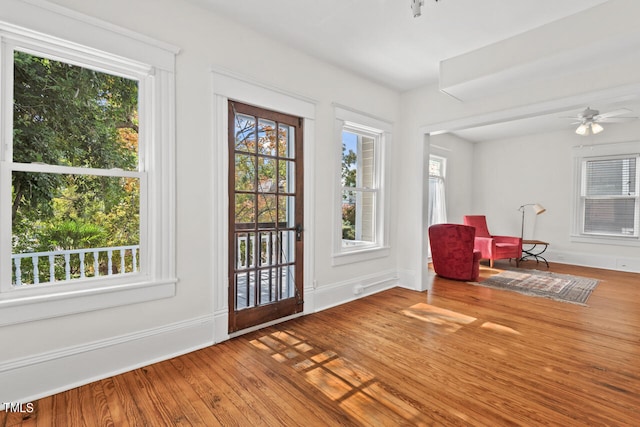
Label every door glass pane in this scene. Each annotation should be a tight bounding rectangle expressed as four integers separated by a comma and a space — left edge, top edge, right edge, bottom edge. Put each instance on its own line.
280, 265, 295, 299
258, 119, 277, 156
235, 154, 255, 191
278, 230, 296, 264
235, 271, 256, 309
279, 160, 295, 193
257, 157, 277, 192
257, 194, 277, 226
278, 196, 296, 227
235, 114, 256, 152
236, 232, 255, 270
258, 268, 279, 305
258, 231, 276, 267
279, 124, 295, 159
235, 194, 255, 224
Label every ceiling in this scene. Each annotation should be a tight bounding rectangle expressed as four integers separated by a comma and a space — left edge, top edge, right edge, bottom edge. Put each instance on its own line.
189, 0, 640, 140
191, 0, 609, 91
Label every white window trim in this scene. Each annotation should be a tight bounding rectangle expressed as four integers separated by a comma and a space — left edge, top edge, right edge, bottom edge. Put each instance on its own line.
571, 141, 640, 247
0, 2, 178, 326
332, 106, 391, 265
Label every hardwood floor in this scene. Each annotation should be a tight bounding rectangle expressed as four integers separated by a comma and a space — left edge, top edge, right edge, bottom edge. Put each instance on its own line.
3, 261, 639, 426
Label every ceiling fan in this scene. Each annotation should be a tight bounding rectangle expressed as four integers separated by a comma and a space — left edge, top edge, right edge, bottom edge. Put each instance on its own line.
564, 107, 638, 136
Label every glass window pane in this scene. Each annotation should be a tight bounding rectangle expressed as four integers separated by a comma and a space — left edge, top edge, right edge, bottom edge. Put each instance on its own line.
360, 135, 375, 189
11, 171, 140, 284
585, 198, 636, 236
342, 131, 358, 188
13, 51, 139, 170
586, 158, 637, 196
341, 189, 375, 245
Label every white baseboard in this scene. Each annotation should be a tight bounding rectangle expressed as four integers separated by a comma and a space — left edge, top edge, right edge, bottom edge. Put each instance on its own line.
0, 315, 214, 403
313, 269, 398, 312
547, 250, 640, 273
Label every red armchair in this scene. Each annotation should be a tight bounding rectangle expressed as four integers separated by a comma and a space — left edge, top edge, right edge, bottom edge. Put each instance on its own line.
428, 224, 481, 281
463, 215, 522, 268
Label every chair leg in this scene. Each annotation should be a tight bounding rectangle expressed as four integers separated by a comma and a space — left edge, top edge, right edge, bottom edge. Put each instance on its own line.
490, 259, 494, 268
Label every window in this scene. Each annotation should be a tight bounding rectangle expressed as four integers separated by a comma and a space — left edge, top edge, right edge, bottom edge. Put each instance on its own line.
0, 8, 177, 325
428, 155, 447, 227
10, 50, 141, 286
341, 127, 377, 246
579, 155, 639, 238
333, 107, 390, 263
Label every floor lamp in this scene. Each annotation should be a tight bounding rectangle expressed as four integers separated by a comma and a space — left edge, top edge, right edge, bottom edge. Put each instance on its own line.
519, 203, 546, 239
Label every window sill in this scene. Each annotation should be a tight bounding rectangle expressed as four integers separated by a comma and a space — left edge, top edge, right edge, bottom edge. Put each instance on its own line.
332, 246, 391, 266
0, 278, 177, 326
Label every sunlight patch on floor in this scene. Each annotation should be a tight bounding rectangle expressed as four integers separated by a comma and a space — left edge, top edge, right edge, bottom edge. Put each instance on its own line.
251, 329, 429, 426
481, 321, 521, 335
402, 303, 477, 333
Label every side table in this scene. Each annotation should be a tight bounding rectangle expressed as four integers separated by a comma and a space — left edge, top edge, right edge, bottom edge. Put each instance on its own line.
521, 240, 549, 268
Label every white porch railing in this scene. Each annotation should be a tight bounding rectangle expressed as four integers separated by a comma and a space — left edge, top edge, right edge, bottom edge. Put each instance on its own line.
12, 245, 140, 286
236, 231, 295, 270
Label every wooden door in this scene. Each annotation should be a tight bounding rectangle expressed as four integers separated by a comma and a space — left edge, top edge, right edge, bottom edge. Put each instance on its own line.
228, 101, 304, 332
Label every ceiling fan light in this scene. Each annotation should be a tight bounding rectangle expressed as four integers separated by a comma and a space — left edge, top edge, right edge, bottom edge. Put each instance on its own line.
591, 122, 604, 134
575, 123, 589, 135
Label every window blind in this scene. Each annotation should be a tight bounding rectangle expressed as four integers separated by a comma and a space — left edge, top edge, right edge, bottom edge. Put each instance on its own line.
583, 156, 638, 236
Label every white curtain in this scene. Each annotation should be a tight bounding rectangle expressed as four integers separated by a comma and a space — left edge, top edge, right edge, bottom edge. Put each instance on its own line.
427, 175, 447, 258
428, 176, 447, 227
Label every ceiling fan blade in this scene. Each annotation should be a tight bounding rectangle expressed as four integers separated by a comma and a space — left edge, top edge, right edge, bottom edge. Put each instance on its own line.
559, 115, 579, 119
598, 116, 638, 123
597, 108, 632, 119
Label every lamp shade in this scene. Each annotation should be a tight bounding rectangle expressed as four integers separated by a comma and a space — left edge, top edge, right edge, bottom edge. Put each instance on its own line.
533, 203, 546, 215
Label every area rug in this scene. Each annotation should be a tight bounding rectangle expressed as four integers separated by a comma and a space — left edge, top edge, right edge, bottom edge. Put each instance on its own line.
469, 269, 599, 305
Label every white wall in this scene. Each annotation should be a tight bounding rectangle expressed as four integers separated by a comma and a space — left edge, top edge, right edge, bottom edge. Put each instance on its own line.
0, 0, 400, 402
